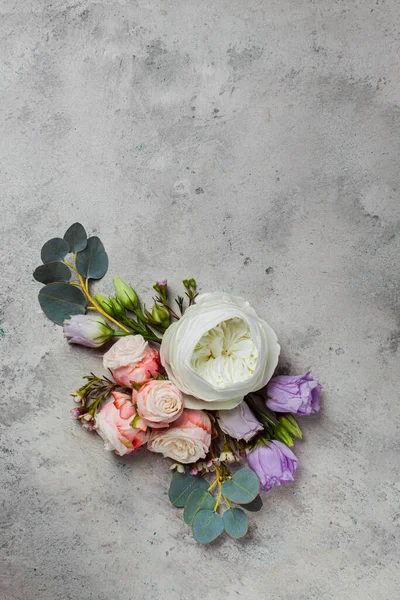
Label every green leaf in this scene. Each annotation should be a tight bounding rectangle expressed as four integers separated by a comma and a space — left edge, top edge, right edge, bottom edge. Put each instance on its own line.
41, 238, 70, 263
38, 283, 86, 325
221, 468, 260, 504
168, 472, 208, 507
242, 494, 263, 512
33, 262, 71, 284
64, 223, 87, 253
76, 236, 108, 280
184, 490, 215, 526
223, 508, 248, 538
192, 510, 224, 544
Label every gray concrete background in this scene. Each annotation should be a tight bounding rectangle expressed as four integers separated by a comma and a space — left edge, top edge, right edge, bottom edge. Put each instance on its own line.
1, 1, 399, 599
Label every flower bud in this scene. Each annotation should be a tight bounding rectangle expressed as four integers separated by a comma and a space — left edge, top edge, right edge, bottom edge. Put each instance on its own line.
274, 425, 294, 447
113, 278, 139, 311
110, 297, 126, 319
279, 415, 303, 439
189, 278, 196, 289
151, 303, 170, 327
182, 279, 189, 289
153, 279, 168, 297
63, 315, 115, 348
94, 294, 115, 316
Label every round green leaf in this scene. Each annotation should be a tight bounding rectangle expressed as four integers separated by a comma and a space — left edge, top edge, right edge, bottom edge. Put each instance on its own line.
38, 283, 86, 326
76, 236, 108, 280
64, 223, 87, 253
41, 238, 70, 263
33, 262, 71, 284
242, 494, 263, 512
221, 468, 260, 504
184, 490, 215, 526
168, 472, 208, 507
193, 510, 224, 544
223, 508, 248, 538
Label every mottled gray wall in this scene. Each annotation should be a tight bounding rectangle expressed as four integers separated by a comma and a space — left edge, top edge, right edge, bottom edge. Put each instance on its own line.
1, 1, 399, 599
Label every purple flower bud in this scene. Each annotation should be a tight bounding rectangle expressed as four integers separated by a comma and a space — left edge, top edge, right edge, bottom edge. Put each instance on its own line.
63, 315, 114, 348
217, 402, 263, 442
266, 373, 321, 416
71, 407, 81, 419
82, 421, 95, 431
156, 279, 167, 287
189, 468, 198, 476
247, 440, 298, 491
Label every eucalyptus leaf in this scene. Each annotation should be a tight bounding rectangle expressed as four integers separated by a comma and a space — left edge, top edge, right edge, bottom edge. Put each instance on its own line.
38, 283, 86, 326
64, 222, 87, 253
41, 238, 70, 263
242, 494, 263, 512
223, 508, 248, 539
33, 262, 71, 284
168, 472, 208, 507
76, 236, 108, 280
184, 489, 215, 526
221, 468, 260, 504
192, 510, 224, 544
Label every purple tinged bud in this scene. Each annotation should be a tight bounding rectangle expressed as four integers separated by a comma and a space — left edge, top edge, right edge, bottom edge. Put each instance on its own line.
82, 421, 95, 431
156, 279, 167, 287
266, 373, 322, 416
71, 407, 81, 419
247, 440, 298, 492
217, 402, 263, 442
63, 315, 114, 348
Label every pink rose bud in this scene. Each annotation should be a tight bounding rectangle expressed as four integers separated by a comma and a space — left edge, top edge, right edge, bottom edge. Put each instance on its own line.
94, 391, 147, 456
103, 335, 161, 388
136, 380, 184, 428
147, 409, 212, 464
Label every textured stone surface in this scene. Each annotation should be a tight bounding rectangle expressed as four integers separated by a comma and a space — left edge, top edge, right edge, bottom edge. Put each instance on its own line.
1, 1, 399, 598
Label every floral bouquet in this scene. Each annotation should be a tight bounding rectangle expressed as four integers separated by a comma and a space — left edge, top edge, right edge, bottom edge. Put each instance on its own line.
34, 224, 321, 544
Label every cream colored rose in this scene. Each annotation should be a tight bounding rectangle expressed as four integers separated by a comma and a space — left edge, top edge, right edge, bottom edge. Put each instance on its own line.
103, 335, 148, 370
160, 293, 280, 410
136, 380, 184, 428
147, 409, 212, 464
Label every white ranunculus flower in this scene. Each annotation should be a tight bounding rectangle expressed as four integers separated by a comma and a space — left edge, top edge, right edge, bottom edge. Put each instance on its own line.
160, 293, 280, 410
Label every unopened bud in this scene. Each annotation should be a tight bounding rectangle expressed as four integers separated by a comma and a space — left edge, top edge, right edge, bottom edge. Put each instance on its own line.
189, 278, 196, 288
113, 278, 139, 311
279, 415, 302, 439
274, 426, 294, 447
94, 294, 115, 316
151, 303, 170, 326
110, 297, 126, 318
182, 279, 189, 289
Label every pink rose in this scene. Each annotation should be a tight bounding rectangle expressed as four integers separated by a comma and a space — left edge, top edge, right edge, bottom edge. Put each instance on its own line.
103, 335, 161, 388
94, 391, 147, 456
136, 380, 184, 428
147, 409, 212, 464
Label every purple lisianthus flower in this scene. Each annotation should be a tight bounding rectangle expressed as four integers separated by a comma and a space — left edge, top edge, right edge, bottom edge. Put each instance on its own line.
217, 402, 263, 442
63, 314, 114, 348
247, 440, 298, 491
266, 373, 321, 416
